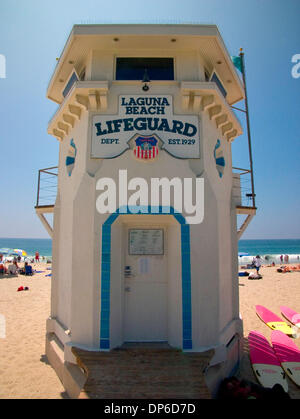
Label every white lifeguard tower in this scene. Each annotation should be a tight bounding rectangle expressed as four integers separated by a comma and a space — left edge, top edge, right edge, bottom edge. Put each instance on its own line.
36, 24, 256, 398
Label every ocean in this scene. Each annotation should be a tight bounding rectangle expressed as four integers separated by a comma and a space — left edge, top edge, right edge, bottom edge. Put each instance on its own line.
0, 237, 299, 264
238, 239, 300, 256
0, 238, 52, 259
238, 239, 300, 265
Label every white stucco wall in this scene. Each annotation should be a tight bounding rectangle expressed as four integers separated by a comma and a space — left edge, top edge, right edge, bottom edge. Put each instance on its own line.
50, 40, 241, 352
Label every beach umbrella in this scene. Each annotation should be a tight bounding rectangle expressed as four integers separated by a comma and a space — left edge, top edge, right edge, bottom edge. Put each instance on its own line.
0, 248, 11, 255
8, 251, 20, 257
238, 252, 250, 257
13, 249, 28, 257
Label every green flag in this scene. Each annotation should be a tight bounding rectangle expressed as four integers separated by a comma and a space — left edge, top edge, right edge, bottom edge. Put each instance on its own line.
231, 56, 243, 73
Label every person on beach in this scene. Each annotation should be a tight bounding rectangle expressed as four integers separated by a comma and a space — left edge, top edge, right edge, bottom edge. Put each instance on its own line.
35, 251, 40, 263
0, 254, 7, 274
284, 254, 289, 264
23, 261, 33, 275
7, 260, 18, 275
0, 262, 6, 274
280, 255, 283, 264
254, 255, 262, 273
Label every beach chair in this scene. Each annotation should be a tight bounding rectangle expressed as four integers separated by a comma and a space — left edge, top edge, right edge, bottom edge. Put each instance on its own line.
25, 265, 33, 276
7, 264, 18, 275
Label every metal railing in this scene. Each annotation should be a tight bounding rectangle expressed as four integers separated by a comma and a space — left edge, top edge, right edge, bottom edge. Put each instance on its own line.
35, 165, 255, 210
36, 166, 58, 208
232, 167, 256, 209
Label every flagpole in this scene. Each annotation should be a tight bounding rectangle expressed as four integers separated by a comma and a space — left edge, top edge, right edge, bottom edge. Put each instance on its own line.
239, 48, 256, 209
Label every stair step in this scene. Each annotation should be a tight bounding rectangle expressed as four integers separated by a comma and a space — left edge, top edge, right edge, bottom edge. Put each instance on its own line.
72, 346, 214, 399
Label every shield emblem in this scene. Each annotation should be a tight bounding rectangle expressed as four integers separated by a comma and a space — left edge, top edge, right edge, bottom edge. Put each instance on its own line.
133, 135, 159, 160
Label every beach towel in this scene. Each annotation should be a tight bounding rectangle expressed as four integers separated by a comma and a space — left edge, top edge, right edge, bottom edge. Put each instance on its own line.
239, 271, 249, 277
248, 272, 262, 280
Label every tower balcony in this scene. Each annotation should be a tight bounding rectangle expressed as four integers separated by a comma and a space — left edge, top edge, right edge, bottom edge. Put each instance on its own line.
232, 167, 256, 239
34, 165, 255, 238
35, 166, 58, 237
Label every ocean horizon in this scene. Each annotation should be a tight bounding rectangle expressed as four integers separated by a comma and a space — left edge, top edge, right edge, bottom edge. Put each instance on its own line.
0, 237, 53, 258
0, 237, 299, 262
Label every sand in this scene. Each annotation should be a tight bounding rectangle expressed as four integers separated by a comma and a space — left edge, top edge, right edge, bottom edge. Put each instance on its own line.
0, 262, 300, 399
237, 264, 300, 399
0, 263, 66, 399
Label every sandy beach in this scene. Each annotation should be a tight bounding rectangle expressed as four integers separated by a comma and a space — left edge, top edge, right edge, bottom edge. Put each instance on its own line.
0, 262, 300, 399
0, 263, 66, 399
237, 264, 300, 399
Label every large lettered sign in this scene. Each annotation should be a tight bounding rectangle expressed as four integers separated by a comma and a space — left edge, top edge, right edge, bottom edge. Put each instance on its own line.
91, 95, 200, 159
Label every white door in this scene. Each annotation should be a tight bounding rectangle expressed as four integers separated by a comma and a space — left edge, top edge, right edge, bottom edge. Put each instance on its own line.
123, 226, 168, 342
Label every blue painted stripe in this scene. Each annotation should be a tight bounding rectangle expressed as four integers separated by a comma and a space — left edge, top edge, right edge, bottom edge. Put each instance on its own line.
181, 224, 192, 349
66, 156, 75, 166
173, 212, 186, 225
100, 339, 110, 349
100, 223, 111, 349
183, 339, 193, 350
216, 157, 225, 167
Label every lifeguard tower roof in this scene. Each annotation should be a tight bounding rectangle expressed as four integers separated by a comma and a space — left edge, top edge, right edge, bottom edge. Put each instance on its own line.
47, 24, 244, 106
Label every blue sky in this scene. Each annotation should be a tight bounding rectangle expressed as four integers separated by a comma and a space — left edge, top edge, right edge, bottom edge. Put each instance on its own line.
0, 0, 299, 239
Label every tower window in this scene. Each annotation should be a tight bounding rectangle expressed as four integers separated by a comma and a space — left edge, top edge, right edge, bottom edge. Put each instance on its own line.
210, 71, 227, 98
204, 68, 210, 82
116, 57, 174, 81
62, 70, 79, 98
79, 67, 86, 81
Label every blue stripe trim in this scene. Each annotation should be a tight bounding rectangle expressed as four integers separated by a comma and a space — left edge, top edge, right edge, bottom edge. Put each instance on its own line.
181, 224, 192, 349
99, 206, 192, 350
100, 224, 111, 349
100, 339, 110, 349
66, 156, 75, 166
215, 157, 225, 167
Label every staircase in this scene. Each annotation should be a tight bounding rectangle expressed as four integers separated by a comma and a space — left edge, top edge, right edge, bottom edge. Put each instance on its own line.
71, 345, 214, 399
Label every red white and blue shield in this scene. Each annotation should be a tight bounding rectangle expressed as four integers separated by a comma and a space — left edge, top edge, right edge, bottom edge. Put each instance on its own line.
133, 135, 159, 160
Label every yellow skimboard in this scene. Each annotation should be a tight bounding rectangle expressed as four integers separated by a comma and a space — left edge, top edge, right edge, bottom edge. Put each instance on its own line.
256, 305, 294, 335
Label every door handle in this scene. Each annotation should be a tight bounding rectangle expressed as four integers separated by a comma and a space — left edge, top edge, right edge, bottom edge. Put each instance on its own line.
125, 286, 131, 292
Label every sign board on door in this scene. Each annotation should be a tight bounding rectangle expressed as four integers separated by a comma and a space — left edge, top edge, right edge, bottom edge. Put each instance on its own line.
129, 229, 164, 255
